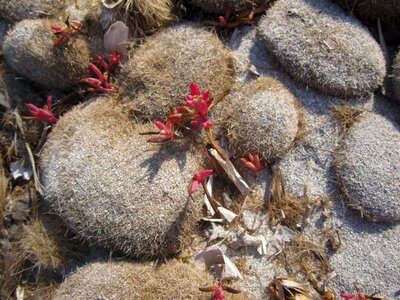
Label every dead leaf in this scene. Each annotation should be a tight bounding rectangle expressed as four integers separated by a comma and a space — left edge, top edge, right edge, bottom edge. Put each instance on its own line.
209, 148, 250, 195
195, 245, 242, 280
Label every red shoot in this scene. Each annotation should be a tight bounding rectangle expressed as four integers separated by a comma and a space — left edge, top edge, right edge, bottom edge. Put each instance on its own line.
340, 292, 367, 300
212, 284, 225, 300
241, 153, 262, 174
147, 121, 175, 143
199, 281, 241, 300
185, 83, 212, 116
23, 96, 57, 124
51, 18, 82, 47
80, 62, 118, 93
190, 169, 213, 194
218, 5, 233, 27
109, 52, 121, 68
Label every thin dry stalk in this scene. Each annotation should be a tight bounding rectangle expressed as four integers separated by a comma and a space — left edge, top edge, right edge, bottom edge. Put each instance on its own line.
0, 156, 10, 228
268, 166, 306, 229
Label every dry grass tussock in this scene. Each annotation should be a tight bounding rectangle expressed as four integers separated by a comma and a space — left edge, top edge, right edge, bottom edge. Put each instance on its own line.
268, 167, 335, 296
332, 102, 362, 132
123, 0, 175, 35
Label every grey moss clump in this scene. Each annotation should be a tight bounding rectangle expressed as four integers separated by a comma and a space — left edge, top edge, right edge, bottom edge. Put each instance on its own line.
189, 0, 266, 14
392, 51, 400, 103
335, 112, 400, 224
224, 77, 301, 160
335, 0, 400, 20
118, 22, 235, 121
40, 97, 203, 258
4, 19, 91, 90
257, 0, 386, 98
0, 0, 65, 23
53, 261, 215, 300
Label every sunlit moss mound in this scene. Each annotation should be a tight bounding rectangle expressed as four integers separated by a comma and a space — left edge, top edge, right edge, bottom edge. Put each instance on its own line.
40, 96, 203, 258
118, 22, 235, 121
392, 51, 400, 103
257, 0, 386, 98
54, 260, 248, 299
4, 19, 91, 90
0, 0, 65, 23
189, 0, 266, 14
335, 0, 400, 20
224, 77, 301, 160
335, 112, 400, 223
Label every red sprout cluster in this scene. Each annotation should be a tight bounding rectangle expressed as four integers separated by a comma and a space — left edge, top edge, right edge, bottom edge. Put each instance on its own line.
80, 53, 120, 93
51, 17, 83, 47
23, 96, 58, 124
149, 83, 214, 143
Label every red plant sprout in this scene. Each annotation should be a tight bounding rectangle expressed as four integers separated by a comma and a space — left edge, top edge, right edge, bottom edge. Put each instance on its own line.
218, 5, 233, 27
23, 96, 58, 124
184, 83, 214, 130
190, 169, 213, 194
147, 121, 177, 143
80, 55, 119, 93
185, 83, 212, 116
51, 17, 82, 47
241, 153, 263, 175
340, 291, 367, 300
199, 281, 241, 300
96, 52, 121, 72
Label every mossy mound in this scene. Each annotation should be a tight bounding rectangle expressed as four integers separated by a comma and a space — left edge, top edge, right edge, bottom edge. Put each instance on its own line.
189, 0, 266, 14
335, 112, 400, 223
334, 0, 400, 20
118, 22, 235, 121
257, 0, 386, 98
0, 0, 65, 23
224, 77, 301, 160
40, 97, 203, 258
392, 51, 400, 103
53, 261, 248, 300
4, 19, 91, 91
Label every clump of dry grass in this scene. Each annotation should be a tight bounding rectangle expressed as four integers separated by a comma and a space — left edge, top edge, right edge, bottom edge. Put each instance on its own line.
118, 22, 235, 121
124, 0, 175, 33
101, 0, 176, 37
332, 102, 362, 131
4, 19, 91, 90
267, 166, 306, 230
18, 218, 63, 271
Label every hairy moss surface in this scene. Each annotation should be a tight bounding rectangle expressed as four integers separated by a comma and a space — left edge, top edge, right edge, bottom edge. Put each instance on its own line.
257, 0, 386, 97
118, 22, 235, 121
4, 19, 91, 90
40, 97, 203, 258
